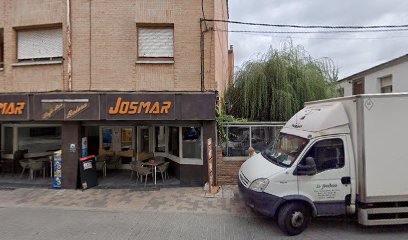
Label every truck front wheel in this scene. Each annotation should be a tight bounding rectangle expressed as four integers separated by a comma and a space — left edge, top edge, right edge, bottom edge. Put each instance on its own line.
277, 202, 311, 236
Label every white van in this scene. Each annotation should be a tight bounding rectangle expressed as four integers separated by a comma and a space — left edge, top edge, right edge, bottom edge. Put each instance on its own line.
239, 94, 408, 235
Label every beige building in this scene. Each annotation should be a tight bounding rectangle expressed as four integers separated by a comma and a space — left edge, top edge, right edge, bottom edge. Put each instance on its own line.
0, 0, 230, 188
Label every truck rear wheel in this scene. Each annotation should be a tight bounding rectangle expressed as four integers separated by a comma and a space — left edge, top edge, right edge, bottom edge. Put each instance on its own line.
277, 202, 311, 236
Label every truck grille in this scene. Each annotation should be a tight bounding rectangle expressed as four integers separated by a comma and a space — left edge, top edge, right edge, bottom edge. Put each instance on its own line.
239, 171, 250, 188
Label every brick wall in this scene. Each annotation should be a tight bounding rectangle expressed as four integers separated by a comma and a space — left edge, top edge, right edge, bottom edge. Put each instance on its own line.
0, 0, 229, 95
216, 146, 246, 185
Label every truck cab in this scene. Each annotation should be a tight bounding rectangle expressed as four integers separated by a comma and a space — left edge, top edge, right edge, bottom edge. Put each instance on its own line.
239, 102, 356, 235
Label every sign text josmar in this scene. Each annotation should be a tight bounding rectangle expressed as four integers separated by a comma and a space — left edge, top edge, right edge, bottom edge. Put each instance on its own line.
108, 97, 172, 115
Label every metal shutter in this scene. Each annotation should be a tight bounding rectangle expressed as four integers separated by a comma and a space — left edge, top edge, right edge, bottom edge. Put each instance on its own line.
18, 28, 63, 60
138, 28, 174, 58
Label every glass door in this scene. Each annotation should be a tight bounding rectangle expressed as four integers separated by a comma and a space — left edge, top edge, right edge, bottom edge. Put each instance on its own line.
100, 126, 135, 168
139, 127, 150, 153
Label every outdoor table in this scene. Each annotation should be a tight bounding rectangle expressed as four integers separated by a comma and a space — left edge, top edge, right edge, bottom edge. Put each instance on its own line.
142, 158, 164, 185
24, 152, 54, 178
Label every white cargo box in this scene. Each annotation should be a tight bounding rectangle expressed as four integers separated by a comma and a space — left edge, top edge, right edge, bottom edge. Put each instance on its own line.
306, 93, 408, 203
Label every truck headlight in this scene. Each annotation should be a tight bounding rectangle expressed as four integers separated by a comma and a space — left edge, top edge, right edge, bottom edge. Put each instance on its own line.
249, 178, 269, 192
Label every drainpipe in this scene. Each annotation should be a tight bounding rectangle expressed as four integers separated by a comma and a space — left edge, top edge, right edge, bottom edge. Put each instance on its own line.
66, 0, 72, 91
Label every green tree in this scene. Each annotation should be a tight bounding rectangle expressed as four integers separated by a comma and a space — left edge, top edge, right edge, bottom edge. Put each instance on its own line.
225, 41, 339, 121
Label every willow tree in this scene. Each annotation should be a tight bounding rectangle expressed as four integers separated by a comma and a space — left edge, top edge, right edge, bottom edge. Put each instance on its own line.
224, 41, 339, 121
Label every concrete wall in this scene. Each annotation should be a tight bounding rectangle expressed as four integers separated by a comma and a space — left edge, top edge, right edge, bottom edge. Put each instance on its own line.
0, 0, 228, 95
339, 61, 408, 96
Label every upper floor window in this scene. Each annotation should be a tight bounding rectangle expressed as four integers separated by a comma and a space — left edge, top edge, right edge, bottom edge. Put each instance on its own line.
137, 26, 174, 59
380, 75, 392, 93
17, 28, 63, 62
352, 78, 364, 95
0, 29, 4, 69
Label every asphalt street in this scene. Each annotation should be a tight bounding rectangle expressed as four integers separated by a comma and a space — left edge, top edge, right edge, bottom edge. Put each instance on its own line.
1, 206, 408, 240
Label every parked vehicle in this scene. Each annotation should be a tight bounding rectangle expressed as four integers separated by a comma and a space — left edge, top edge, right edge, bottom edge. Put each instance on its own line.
239, 93, 408, 235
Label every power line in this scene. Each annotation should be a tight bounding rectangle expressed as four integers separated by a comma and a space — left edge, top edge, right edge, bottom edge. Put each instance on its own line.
213, 28, 408, 34
224, 32, 408, 40
204, 19, 408, 29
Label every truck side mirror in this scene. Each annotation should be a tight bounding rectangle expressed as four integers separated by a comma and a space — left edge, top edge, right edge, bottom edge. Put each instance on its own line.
295, 157, 317, 176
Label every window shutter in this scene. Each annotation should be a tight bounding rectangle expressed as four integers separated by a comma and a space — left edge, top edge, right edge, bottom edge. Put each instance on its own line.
380, 76, 392, 87
138, 28, 174, 58
18, 28, 63, 60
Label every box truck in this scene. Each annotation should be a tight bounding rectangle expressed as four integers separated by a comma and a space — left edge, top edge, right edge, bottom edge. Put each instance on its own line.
238, 94, 408, 235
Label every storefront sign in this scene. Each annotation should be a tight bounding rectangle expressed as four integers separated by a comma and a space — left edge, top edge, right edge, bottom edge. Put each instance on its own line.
33, 94, 99, 121
108, 97, 172, 115
103, 94, 176, 120
0, 95, 29, 121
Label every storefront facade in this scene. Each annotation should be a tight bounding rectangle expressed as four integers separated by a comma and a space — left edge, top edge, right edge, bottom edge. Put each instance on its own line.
0, 0, 230, 188
0, 92, 216, 188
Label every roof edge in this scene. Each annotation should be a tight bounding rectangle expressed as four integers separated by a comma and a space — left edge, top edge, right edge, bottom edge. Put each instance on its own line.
339, 53, 408, 82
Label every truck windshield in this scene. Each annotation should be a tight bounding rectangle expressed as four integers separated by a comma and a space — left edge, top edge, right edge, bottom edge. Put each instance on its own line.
262, 133, 309, 167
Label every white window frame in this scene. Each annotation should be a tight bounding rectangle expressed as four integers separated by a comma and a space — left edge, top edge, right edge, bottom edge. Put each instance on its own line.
379, 75, 393, 93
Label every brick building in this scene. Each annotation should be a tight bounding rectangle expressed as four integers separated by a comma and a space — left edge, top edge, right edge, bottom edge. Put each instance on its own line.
0, 0, 229, 188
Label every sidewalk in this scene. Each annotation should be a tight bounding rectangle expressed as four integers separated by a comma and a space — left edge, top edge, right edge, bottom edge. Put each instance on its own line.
0, 185, 255, 217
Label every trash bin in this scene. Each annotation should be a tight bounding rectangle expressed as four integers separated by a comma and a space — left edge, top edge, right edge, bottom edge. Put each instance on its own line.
79, 155, 98, 190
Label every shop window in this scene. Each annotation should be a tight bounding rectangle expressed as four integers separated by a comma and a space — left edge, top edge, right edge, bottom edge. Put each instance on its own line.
121, 128, 133, 150
137, 25, 174, 59
0, 28, 3, 68
300, 138, 345, 173
17, 27, 63, 62
140, 128, 149, 152
102, 128, 113, 150
18, 126, 61, 153
182, 127, 201, 159
380, 75, 393, 93
168, 127, 179, 157
3, 127, 14, 154
155, 126, 166, 152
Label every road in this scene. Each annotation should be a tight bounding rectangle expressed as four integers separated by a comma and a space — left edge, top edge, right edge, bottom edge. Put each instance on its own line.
0, 186, 407, 239
1, 205, 408, 240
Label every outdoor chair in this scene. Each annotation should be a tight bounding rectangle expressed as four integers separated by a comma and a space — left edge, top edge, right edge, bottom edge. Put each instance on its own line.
130, 160, 144, 179
28, 160, 45, 180
95, 156, 107, 177
19, 159, 30, 178
133, 165, 152, 187
157, 162, 170, 183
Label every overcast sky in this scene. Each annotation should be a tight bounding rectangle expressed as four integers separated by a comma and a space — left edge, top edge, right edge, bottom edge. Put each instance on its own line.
228, 0, 408, 79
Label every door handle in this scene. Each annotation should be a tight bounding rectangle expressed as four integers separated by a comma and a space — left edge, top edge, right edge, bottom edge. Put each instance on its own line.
341, 176, 351, 185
